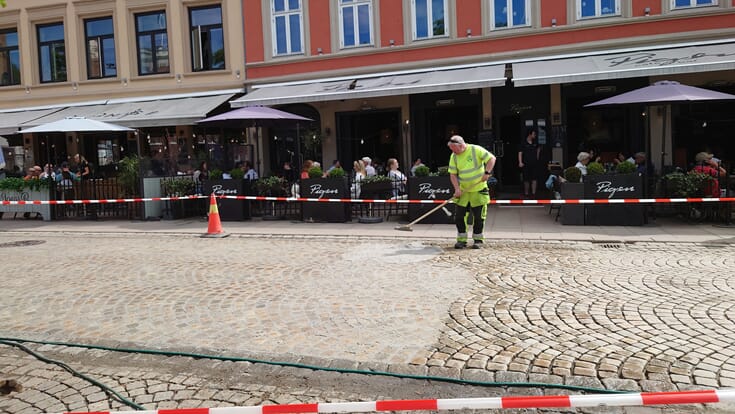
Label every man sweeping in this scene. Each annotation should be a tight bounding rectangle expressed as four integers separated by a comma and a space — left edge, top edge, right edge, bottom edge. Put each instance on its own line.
447, 135, 496, 249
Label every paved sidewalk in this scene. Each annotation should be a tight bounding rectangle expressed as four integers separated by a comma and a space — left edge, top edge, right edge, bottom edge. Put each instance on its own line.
1, 205, 734, 244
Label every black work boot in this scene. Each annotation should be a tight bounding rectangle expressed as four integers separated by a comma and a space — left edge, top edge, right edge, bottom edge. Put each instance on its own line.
454, 241, 467, 249
472, 240, 483, 249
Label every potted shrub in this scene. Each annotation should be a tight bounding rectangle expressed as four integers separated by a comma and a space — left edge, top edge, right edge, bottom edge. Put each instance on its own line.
587, 161, 605, 176
413, 165, 431, 177
301, 166, 349, 223
615, 160, 637, 175
161, 177, 196, 220
408, 166, 454, 224
560, 167, 584, 225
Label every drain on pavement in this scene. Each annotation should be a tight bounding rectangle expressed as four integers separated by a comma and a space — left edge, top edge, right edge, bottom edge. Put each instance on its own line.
0, 240, 46, 248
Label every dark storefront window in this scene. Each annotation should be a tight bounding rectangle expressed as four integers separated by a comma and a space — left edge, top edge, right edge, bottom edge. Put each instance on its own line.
85, 17, 116, 79
0, 28, 20, 86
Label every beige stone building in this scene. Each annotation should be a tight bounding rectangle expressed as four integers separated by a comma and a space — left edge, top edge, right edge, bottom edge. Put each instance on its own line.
0, 0, 245, 175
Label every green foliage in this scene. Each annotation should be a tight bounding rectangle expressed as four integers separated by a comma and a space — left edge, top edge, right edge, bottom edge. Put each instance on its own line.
361, 174, 392, 184
435, 166, 450, 176
0, 177, 51, 192
327, 167, 345, 178
663, 171, 714, 197
413, 165, 431, 177
307, 166, 323, 178
230, 167, 245, 180
117, 155, 140, 196
563, 167, 582, 183
587, 161, 605, 175
615, 160, 637, 174
162, 177, 195, 196
255, 176, 287, 196
209, 169, 223, 180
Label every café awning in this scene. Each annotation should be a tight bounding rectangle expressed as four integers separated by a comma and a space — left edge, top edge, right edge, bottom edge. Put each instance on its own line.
512, 39, 735, 87
231, 64, 507, 107
21, 92, 237, 128
0, 108, 65, 135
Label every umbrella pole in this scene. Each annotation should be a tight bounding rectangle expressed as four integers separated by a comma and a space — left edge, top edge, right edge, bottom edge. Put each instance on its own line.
660, 105, 668, 174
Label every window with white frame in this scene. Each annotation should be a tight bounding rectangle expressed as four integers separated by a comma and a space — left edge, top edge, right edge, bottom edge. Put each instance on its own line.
671, 0, 718, 8
272, 0, 303, 56
577, 0, 620, 19
340, 0, 373, 48
491, 0, 530, 30
412, 0, 447, 40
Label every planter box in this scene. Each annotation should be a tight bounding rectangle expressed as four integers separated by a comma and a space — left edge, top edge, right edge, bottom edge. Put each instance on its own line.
560, 182, 585, 225
0, 187, 52, 221
584, 173, 644, 226
300, 178, 349, 223
203, 179, 252, 221
408, 176, 454, 224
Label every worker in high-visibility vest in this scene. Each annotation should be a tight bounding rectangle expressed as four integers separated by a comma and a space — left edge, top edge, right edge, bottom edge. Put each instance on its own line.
447, 135, 496, 249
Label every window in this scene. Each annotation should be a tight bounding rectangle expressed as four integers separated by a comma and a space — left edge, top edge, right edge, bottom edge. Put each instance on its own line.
190, 5, 225, 71
135, 11, 169, 75
37, 23, 67, 83
671, 0, 717, 8
491, 0, 530, 29
272, 0, 303, 56
340, 0, 373, 48
412, 0, 447, 39
85, 17, 116, 79
0, 28, 20, 86
577, 0, 620, 19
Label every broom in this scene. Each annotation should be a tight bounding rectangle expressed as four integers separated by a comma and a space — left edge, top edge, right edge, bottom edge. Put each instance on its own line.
394, 199, 452, 231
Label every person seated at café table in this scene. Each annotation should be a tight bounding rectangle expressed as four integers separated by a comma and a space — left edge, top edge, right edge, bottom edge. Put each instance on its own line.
691, 152, 726, 197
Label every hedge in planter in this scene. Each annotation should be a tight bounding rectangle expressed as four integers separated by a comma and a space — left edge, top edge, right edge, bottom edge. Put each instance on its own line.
0, 177, 52, 220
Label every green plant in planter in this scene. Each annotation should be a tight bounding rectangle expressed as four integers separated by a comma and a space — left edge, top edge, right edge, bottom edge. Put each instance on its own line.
587, 161, 605, 175
307, 166, 323, 178
209, 169, 223, 179
161, 177, 195, 196
361, 174, 393, 184
327, 167, 345, 178
255, 176, 287, 196
0, 177, 51, 192
414, 165, 431, 177
435, 166, 450, 176
615, 160, 637, 174
230, 167, 245, 180
117, 155, 140, 196
663, 171, 714, 197
563, 166, 582, 183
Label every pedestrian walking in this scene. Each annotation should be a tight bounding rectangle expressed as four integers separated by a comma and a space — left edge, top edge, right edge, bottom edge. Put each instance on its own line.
447, 135, 496, 249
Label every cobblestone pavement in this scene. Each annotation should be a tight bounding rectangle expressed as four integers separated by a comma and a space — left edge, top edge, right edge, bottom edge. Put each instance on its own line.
1, 231, 735, 413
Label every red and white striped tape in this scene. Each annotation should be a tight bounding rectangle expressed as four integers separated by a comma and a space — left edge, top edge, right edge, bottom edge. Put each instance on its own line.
58, 389, 735, 414
3, 195, 735, 206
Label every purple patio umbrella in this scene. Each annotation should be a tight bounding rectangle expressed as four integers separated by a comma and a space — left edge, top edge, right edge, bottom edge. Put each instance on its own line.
585, 80, 735, 170
197, 106, 314, 172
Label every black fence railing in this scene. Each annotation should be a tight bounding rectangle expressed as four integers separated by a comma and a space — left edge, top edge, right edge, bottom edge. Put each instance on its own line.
51, 178, 142, 220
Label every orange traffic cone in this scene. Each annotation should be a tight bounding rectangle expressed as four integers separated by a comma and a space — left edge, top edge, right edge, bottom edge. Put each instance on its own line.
201, 193, 229, 238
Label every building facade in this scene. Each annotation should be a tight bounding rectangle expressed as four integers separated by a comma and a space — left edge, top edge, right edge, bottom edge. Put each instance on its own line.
237, 0, 735, 189
0, 0, 246, 177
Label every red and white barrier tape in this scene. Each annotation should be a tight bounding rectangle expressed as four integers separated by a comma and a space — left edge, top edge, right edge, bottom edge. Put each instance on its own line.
57, 389, 735, 413
3, 195, 735, 206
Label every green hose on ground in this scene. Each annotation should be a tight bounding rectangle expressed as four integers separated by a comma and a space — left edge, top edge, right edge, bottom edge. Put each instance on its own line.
0, 336, 627, 397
